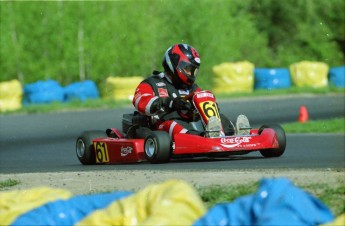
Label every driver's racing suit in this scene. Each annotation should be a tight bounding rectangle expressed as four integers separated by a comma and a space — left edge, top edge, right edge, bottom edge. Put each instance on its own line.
132, 71, 202, 138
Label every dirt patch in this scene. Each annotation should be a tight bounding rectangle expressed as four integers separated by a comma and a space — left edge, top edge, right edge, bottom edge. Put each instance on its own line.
1, 169, 344, 194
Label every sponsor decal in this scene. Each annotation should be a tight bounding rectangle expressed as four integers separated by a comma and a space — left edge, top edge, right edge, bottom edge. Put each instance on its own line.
220, 136, 253, 148
196, 92, 214, 98
156, 82, 166, 87
121, 146, 133, 157
178, 89, 189, 95
158, 88, 169, 97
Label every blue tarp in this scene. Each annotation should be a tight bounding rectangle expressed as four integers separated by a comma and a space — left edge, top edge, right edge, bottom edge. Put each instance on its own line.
11, 191, 132, 226
329, 66, 345, 87
254, 68, 291, 90
193, 177, 334, 226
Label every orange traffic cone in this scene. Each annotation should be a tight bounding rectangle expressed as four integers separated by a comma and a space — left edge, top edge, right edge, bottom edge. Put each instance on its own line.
299, 105, 309, 123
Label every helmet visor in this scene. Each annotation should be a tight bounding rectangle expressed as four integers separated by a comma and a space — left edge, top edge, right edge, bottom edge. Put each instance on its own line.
178, 61, 199, 79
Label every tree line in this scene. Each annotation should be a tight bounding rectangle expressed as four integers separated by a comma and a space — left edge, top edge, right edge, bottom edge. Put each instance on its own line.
0, 0, 344, 90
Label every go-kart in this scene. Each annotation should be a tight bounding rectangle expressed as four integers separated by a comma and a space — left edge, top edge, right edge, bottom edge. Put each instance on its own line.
76, 90, 286, 164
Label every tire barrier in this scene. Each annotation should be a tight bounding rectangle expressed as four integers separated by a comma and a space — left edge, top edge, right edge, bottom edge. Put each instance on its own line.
1, 64, 343, 112
212, 61, 254, 94
64, 80, 99, 102
254, 68, 291, 90
23, 80, 100, 104
0, 79, 22, 112
329, 66, 345, 87
104, 76, 144, 101
0, 178, 338, 226
290, 61, 329, 88
23, 80, 65, 104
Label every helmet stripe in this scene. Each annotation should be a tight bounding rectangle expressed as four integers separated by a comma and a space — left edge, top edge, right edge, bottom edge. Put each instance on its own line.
182, 43, 189, 50
164, 49, 174, 72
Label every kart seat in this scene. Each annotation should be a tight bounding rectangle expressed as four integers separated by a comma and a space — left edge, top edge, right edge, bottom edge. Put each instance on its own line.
122, 111, 151, 138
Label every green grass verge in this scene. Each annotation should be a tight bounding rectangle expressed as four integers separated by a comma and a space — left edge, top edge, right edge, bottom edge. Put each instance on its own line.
0, 179, 20, 189
197, 180, 345, 217
216, 86, 344, 99
282, 118, 345, 133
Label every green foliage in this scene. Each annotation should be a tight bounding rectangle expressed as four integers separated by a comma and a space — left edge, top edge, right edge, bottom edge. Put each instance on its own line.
0, 179, 20, 189
0, 0, 344, 90
198, 181, 259, 208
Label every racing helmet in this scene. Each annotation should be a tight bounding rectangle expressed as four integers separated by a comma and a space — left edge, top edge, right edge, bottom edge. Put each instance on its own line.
162, 44, 201, 88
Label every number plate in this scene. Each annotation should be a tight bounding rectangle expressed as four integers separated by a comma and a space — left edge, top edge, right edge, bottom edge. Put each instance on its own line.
199, 101, 220, 120
94, 142, 110, 163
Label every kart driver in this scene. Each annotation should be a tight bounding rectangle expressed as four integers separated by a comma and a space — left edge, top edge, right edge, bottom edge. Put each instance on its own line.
132, 43, 236, 138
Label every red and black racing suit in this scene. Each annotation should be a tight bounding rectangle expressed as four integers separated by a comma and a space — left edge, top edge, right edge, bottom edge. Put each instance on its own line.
132, 71, 202, 138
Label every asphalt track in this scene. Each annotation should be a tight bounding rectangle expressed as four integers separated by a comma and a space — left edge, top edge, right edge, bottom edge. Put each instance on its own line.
0, 94, 344, 174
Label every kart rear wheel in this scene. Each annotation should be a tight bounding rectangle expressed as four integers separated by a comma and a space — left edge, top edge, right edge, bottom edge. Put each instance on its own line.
76, 130, 107, 165
144, 131, 171, 164
259, 124, 286, 158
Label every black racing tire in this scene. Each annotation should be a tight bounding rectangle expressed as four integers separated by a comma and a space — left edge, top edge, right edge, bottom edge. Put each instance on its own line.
259, 124, 286, 158
144, 131, 172, 164
76, 130, 107, 165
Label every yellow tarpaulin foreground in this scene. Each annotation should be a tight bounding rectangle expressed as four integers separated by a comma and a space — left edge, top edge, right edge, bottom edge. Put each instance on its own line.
0, 180, 205, 226
0, 187, 72, 225
78, 180, 206, 225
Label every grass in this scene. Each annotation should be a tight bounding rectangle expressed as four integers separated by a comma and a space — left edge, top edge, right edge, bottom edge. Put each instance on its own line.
197, 180, 345, 217
216, 85, 344, 99
0, 179, 20, 190
282, 118, 345, 133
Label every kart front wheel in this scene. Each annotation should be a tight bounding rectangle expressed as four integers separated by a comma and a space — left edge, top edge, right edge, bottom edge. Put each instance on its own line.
144, 131, 171, 164
259, 124, 286, 158
76, 130, 107, 165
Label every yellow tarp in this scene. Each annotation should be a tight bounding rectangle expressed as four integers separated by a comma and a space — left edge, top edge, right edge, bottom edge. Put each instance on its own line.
0, 187, 72, 225
77, 180, 206, 225
321, 214, 345, 226
212, 61, 254, 94
104, 76, 144, 101
289, 61, 329, 88
0, 79, 23, 112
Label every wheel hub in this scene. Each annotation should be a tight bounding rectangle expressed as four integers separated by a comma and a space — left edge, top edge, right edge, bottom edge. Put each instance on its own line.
76, 139, 85, 158
145, 138, 155, 157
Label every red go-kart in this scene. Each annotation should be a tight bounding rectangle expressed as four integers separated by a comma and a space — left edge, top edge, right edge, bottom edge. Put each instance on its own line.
76, 90, 286, 164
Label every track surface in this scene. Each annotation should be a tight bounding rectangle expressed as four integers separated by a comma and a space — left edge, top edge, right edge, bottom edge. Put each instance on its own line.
1, 94, 344, 174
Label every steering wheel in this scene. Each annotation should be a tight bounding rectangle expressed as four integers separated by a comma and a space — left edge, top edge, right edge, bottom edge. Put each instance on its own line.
177, 92, 199, 120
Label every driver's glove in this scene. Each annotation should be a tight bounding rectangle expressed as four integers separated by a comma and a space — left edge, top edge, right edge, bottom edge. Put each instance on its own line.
162, 97, 192, 111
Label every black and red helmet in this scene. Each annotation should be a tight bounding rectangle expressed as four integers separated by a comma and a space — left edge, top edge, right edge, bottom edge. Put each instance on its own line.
162, 44, 201, 88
